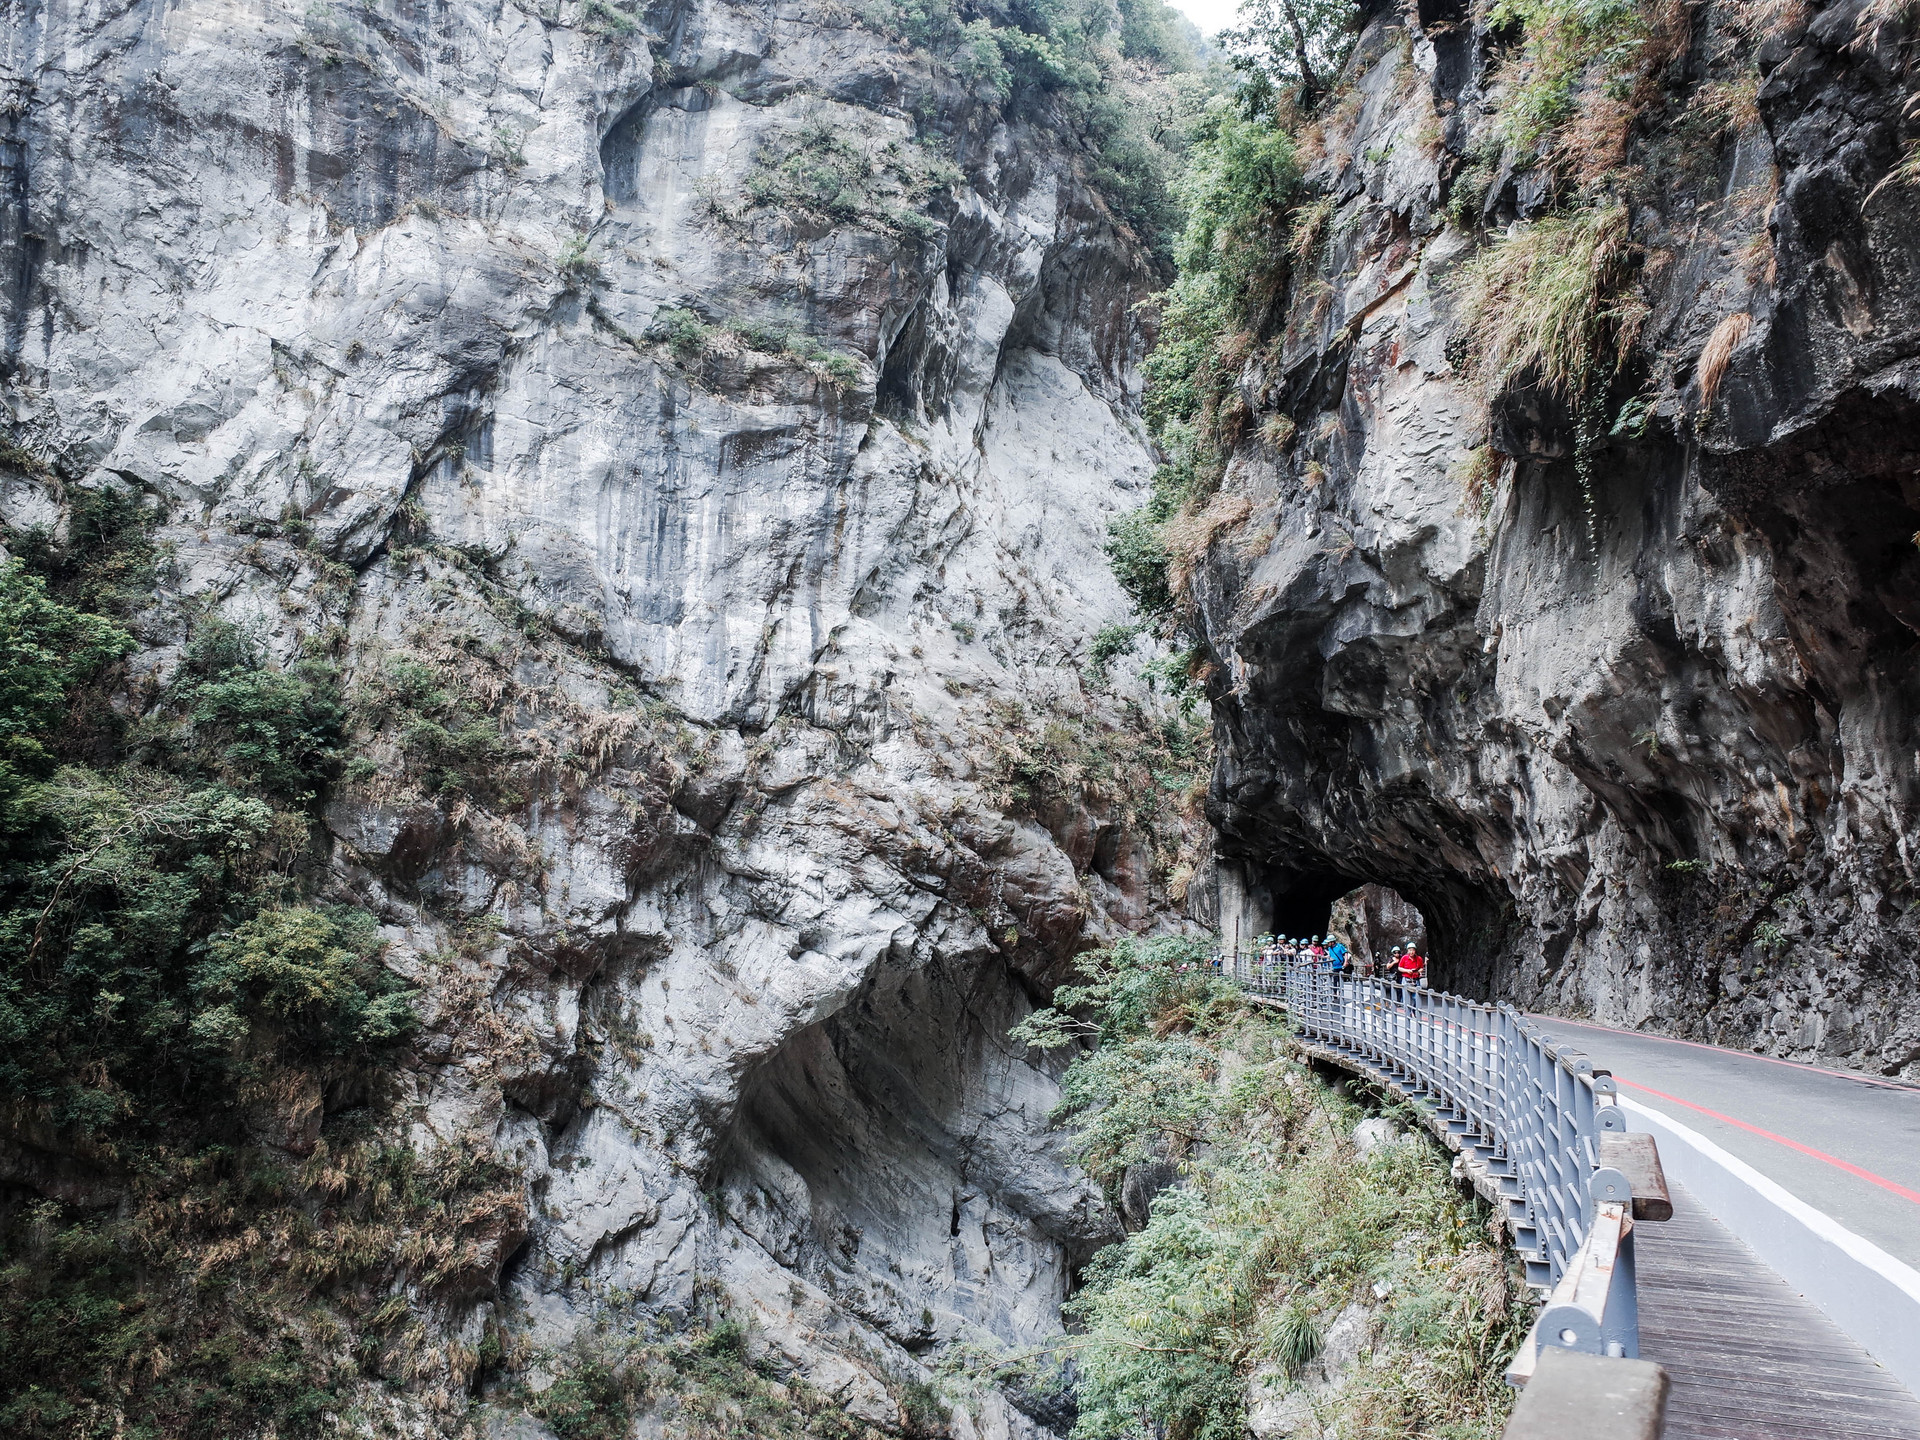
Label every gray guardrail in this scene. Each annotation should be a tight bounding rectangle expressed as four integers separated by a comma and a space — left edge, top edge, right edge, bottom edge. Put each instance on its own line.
1218, 950, 1671, 1419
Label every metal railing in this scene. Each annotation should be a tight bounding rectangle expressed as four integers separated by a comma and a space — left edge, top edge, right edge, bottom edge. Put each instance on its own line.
1220, 950, 1661, 1373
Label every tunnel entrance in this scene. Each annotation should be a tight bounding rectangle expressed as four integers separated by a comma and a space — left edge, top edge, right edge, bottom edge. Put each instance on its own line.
1268, 873, 1360, 939
1327, 883, 1428, 973
1225, 865, 1444, 979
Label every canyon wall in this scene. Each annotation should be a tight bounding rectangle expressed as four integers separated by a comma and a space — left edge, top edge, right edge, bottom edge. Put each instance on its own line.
0, 0, 1200, 1431
1194, 0, 1920, 1078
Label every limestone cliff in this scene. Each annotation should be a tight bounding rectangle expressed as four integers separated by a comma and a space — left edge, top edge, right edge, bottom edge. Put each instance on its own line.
1192, 0, 1920, 1078
0, 0, 1203, 1432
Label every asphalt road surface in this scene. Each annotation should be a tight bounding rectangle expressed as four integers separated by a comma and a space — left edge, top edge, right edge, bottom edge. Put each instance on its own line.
1524, 1014, 1920, 1269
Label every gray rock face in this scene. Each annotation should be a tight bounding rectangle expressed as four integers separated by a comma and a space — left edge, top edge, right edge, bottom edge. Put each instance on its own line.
0, 0, 1198, 1429
1196, 0, 1920, 1077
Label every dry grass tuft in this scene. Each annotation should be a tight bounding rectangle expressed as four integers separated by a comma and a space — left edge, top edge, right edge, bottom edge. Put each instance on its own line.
1726, 0, 1811, 39
1452, 202, 1647, 400
1696, 311, 1753, 411
1259, 413, 1298, 451
1693, 73, 1762, 138
1163, 492, 1254, 591
1287, 195, 1336, 266
1450, 445, 1507, 513
1866, 97, 1920, 204
1853, 0, 1920, 46
1557, 91, 1638, 184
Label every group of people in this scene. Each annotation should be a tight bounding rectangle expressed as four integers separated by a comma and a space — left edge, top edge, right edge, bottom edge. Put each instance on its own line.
1255, 934, 1429, 986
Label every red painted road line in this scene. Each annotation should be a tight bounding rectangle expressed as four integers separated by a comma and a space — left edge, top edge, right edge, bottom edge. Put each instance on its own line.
1618, 1078, 1920, 1207
1533, 1014, 1920, 1092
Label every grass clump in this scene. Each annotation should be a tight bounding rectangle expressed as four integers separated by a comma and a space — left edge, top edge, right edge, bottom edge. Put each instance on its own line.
1488, 0, 1652, 158
1451, 202, 1646, 404
1010, 937, 1531, 1440
1451, 201, 1650, 540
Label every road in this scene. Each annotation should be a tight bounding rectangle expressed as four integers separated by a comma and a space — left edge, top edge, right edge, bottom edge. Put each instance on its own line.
1523, 1014, 1920, 1270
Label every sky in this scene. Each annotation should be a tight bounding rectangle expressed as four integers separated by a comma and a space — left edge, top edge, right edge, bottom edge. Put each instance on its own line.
1168, 0, 1242, 37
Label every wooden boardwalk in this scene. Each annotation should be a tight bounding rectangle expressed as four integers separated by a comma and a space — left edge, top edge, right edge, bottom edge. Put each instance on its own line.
1635, 1181, 1920, 1439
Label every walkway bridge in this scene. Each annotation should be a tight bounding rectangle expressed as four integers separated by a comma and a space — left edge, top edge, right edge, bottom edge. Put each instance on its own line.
1225, 954, 1920, 1440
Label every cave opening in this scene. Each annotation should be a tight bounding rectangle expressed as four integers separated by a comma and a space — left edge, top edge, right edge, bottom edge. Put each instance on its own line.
1255, 872, 1431, 972
1266, 872, 1357, 939
1327, 883, 1429, 972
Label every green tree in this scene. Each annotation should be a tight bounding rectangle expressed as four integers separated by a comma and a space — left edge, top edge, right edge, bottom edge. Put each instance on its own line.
192, 905, 418, 1057
0, 561, 132, 803
1218, 0, 1356, 113
171, 620, 346, 801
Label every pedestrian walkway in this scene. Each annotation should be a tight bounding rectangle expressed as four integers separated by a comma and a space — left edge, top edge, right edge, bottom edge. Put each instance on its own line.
1636, 1180, 1920, 1439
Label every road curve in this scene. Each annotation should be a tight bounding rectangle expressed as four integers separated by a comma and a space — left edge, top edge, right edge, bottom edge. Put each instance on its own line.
1523, 1014, 1920, 1271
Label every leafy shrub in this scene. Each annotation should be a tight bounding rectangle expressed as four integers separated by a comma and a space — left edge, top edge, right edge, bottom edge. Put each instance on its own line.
1120, 110, 1308, 603
853, 0, 1201, 253
699, 1318, 749, 1361
1140, 644, 1206, 715
742, 122, 960, 241
534, 1355, 641, 1440
733, 320, 867, 387
1012, 934, 1227, 1054
1087, 622, 1143, 680
558, 232, 604, 286
0, 561, 132, 792
581, 0, 638, 37
364, 655, 511, 801
0, 538, 391, 1145
193, 905, 417, 1056
5, 482, 161, 618
651, 306, 711, 360
171, 620, 346, 800
1104, 437, 1206, 621
899, 1377, 951, 1437
1145, 112, 1303, 430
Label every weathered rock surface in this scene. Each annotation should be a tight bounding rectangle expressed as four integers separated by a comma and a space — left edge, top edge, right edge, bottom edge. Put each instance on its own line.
1195, 0, 1920, 1077
0, 0, 1199, 1430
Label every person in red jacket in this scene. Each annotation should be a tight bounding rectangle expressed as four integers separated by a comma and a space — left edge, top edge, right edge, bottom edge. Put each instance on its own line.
1395, 946, 1427, 987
